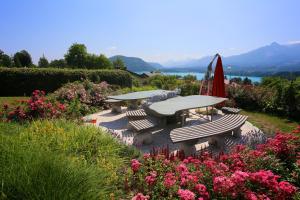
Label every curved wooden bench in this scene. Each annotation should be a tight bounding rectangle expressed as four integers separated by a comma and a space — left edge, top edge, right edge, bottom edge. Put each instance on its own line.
170, 114, 248, 155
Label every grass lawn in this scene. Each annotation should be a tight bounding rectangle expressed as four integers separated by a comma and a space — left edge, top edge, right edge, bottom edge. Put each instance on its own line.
241, 110, 299, 134
0, 96, 29, 106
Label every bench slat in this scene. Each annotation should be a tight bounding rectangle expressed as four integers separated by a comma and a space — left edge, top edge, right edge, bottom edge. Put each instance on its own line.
129, 118, 157, 132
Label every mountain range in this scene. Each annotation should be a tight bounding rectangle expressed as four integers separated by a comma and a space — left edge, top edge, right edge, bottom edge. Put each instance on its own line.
163, 42, 300, 73
110, 42, 300, 74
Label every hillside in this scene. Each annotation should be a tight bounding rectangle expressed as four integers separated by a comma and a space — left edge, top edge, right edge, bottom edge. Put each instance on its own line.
163, 42, 300, 73
109, 55, 156, 72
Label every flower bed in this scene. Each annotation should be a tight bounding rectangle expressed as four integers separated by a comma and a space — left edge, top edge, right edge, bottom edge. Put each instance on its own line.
128, 126, 300, 199
0, 90, 65, 122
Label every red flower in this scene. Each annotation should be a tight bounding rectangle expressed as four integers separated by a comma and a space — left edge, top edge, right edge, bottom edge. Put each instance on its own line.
131, 159, 141, 173
178, 189, 195, 200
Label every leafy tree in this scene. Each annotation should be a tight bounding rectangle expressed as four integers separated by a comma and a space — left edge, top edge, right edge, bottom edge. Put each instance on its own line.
64, 43, 88, 68
113, 57, 126, 70
13, 50, 32, 67
49, 59, 67, 68
243, 77, 252, 85
284, 81, 297, 118
0, 50, 12, 67
38, 55, 49, 68
95, 54, 113, 69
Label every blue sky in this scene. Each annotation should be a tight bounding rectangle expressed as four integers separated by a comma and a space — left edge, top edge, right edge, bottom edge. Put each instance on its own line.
1, 0, 300, 64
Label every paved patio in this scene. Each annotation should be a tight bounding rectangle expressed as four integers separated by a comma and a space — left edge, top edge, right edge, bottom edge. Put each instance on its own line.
85, 107, 266, 155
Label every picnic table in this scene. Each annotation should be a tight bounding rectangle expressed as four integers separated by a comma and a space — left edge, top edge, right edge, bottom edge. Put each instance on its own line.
149, 95, 227, 125
108, 90, 172, 109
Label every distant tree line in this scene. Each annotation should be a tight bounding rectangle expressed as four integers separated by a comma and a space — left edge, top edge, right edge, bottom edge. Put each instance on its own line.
0, 43, 126, 70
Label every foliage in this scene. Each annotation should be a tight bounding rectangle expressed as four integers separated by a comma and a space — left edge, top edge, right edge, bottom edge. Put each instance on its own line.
65, 43, 88, 68
49, 59, 67, 68
113, 57, 127, 70
0, 67, 132, 96
0, 49, 12, 67
228, 77, 300, 120
64, 43, 113, 69
127, 126, 300, 199
52, 80, 111, 117
38, 55, 49, 68
147, 75, 180, 90
0, 90, 65, 122
0, 119, 140, 199
13, 50, 33, 67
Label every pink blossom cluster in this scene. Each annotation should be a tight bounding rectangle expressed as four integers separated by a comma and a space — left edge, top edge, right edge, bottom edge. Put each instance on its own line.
1, 90, 66, 122
128, 128, 300, 200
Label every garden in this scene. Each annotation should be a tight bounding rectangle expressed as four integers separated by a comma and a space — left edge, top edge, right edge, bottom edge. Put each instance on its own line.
0, 71, 300, 199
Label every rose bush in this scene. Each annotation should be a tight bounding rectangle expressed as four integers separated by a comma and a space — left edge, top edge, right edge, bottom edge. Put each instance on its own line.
1, 90, 65, 122
127, 126, 300, 199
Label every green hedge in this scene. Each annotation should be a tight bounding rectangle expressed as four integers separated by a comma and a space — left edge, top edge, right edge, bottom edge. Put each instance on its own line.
0, 67, 132, 96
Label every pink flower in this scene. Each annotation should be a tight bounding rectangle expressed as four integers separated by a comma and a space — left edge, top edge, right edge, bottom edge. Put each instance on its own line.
231, 170, 249, 184
132, 193, 150, 200
244, 190, 258, 200
278, 181, 297, 195
178, 189, 195, 200
176, 163, 189, 174
131, 159, 141, 173
164, 172, 177, 188
195, 184, 209, 199
145, 171, 157, 185
143, 153, 151, 160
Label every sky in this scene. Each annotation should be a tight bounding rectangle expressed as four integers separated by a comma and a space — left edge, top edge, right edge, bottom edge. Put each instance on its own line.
1, 0, 300, 64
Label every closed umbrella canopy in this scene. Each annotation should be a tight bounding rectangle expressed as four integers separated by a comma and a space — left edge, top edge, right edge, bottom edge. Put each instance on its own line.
212, 55, 225, 97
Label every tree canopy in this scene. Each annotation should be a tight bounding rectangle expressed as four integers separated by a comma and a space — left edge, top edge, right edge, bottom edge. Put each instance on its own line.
38, 55, 49, 68
0, 50, 12, 67
112, 57, 126, 70
13, 50, 32, 67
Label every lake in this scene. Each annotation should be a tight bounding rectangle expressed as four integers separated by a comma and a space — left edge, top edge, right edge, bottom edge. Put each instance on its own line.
161, 72, 262, 83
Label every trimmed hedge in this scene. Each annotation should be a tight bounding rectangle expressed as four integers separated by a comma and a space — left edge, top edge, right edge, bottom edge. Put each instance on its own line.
0, 67, 132, 96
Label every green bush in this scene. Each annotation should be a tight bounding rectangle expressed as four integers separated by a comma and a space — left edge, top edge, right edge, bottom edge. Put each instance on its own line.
0, 67, 132, 96
0, 119, 140, 199
0, 136, 107, 200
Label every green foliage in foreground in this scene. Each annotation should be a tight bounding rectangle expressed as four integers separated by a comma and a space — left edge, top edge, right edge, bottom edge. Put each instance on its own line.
0, 67, 132, 96
0, 120, 140, 199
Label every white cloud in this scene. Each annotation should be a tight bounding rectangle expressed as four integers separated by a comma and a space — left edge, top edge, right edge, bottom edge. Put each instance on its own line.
287, 40, 300, 45
107, 46, 117, 51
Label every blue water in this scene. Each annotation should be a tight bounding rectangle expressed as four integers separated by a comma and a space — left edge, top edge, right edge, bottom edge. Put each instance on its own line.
161, 72, 262, 83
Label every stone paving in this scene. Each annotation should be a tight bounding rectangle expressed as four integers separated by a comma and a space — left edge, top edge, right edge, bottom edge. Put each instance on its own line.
85, 107, 266, 155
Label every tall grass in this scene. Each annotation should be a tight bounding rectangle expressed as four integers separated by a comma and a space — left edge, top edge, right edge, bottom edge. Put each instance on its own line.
0, 119, 140, 199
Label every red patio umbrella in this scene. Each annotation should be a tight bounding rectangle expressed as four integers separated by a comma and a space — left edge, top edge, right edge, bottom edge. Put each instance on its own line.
212, 55, 225, 98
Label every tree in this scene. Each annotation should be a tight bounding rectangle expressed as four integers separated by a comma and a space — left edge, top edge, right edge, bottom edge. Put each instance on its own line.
49, 59, 67, 68
0, 50, 12, 67
243, 77, 252, 85
113, 57, 126, 70
64, 43, 88, 68
95, 54, 113, 69
285, 81, 297, 118
38, 55, 49, 68
13, 50, 32, 67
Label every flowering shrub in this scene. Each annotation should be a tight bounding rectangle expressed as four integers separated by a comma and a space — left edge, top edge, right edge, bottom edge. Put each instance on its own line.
127, 127, 300, 199
1, 90, 65, 122
51, 80, 111, 117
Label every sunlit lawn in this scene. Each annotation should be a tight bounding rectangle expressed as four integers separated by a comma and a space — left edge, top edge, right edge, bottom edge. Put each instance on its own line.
241, 110, 298, 134
0, 96, 29, 106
